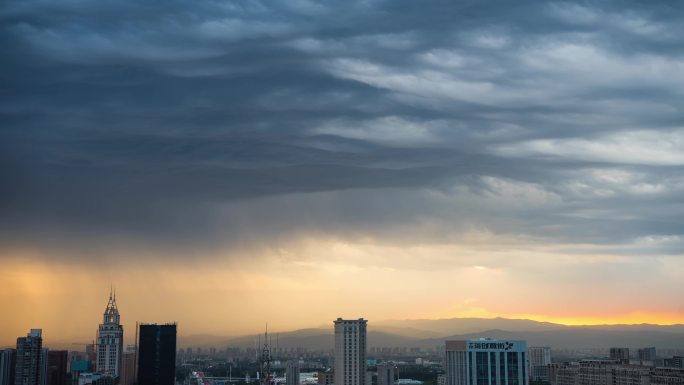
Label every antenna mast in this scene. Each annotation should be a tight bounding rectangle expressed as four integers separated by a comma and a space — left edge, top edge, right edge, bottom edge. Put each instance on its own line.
260, 323, 273, 385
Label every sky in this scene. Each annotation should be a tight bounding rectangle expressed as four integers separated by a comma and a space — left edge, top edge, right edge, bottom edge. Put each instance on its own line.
2, 0, 684, 346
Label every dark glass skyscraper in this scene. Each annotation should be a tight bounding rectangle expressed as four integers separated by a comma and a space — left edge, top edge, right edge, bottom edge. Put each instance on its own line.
1, 349, 17, 385
136, 324, 177, 385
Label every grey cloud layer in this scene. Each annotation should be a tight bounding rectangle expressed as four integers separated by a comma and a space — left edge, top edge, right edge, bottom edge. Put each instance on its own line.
1, 0, 684, 256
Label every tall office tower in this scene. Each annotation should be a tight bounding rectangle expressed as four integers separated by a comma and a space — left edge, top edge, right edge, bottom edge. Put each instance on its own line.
528, 347, 552, 381
609, 348, 630, 364
377, 362, 398, 385
96, 290, 123, 378
334, 318, 367, 385
637, 348, 656, 364
137, 324, 177, 385
46, 351, 67, 385
14, 329, 43, 385
1, 349, 17, 385
119, 346, 136, 385
286, 361, 300, 385
444, 339, 529, 385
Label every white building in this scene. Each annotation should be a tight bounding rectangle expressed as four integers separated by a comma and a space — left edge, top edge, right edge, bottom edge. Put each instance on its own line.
334, 318, 367, 385
445, 339, 529, 385
96, 290, 123, 378
528, 347, 552, 381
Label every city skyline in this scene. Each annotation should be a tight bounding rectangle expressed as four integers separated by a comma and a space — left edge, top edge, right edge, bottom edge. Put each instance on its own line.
2, 0, 684, 347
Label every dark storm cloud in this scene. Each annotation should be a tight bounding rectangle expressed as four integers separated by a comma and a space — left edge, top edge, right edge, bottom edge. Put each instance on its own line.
1, 0, 684, 256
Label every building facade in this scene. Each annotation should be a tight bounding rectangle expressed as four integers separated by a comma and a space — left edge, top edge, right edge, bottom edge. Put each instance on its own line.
528, 347, 552, 382
651, 368, 684, 385
444, 339, 529, 385
15, 329, 43, 385
377, 362, 398, 385
96, 291, 123, 378
578, 360, 618, 385
334, 318, 368, 385
1, 349, 16, 385
46, 351, 68, 385
553, 363, 580, 385
610, 350, 630, 365
317, 370, 334, 385
286, 361, 300, 385
637, 349, 657, 364
119, 346, 136, 385
136, 324, 177, 385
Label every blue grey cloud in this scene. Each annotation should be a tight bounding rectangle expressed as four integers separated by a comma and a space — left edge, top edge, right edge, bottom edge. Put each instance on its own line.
1, 0, 684, 257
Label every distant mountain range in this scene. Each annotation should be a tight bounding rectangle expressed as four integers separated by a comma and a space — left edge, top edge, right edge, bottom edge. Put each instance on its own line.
176, 317, 684, 350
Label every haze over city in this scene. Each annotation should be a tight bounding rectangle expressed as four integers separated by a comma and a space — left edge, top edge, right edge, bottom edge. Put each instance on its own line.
2, 0, 684, 350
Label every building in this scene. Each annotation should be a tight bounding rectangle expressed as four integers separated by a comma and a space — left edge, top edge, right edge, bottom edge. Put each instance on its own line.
578, 360, 618, 385
119, 346, 136, 385
612, 365, 650, 385
69, 361, 92, 385
377, 362, 397, 385
637, 349, 657, 364
671, 358, 683, 369
610, 349, 630, 365
553, 363, 579, 385
286, 361, 300, 385
528, 347, 552, 382
651, 368, 684, 385
136, 323, 177, 385
46, 351, 67, 385
444, 339, 529, 385
317, 370, 334, 385
40, 349, 48, 385
15, 329, 43, 385
96, 290, 123, 378
334, 318, 367, 385
1, 349, 16, 385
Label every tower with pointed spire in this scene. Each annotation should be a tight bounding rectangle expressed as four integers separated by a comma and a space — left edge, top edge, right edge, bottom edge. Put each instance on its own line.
96, 287, 124, 378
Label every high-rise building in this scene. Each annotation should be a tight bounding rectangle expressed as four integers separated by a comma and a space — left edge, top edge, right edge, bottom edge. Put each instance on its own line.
136, 324, 177, 385
286, 361, 300, 385
444, 339, 528, 385
377, 362, 397, 385
119, 346, 136, 385
334, 318, 367, 385
672, 357, 683, 369
528, 347, 552, 381
96, 290, 123, 378
610, 349, 630, 365
46, 351, 68, 385
15, 329, 43, 385
1, 349, 16, 385
637, 348, 656, 363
